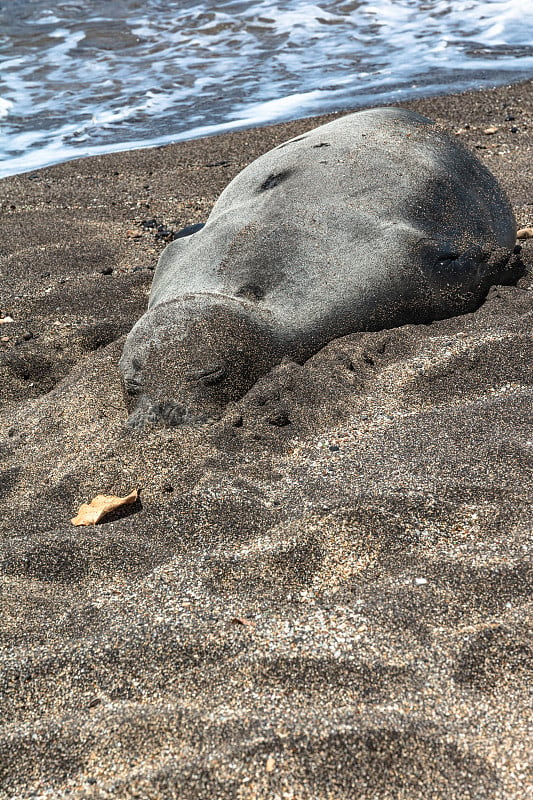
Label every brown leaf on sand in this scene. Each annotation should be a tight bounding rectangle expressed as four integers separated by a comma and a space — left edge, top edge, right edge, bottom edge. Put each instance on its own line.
517, 227, 533, 239
71, 488, 138, 526
231, 616, 255, 627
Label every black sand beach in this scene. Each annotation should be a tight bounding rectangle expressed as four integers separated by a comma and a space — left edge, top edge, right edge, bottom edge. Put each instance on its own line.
0, 80, 532, 799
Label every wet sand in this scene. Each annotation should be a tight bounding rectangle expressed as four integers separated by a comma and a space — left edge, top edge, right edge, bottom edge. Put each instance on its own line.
0, 80, 532, 799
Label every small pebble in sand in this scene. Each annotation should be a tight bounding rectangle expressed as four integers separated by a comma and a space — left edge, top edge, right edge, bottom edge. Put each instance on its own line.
517, 227, 533, 239
0, 315, 14, 324
483, 126, 499, 135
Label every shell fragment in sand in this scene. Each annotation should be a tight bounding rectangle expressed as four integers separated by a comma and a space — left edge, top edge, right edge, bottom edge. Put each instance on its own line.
517, 227, 533, 239
71, 488, 138, 526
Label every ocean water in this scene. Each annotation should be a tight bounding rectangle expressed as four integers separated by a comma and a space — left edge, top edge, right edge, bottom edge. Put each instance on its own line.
1, 0, 533, 177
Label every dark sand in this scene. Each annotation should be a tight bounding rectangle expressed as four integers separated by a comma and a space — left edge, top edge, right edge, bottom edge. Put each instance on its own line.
0, 81, 532, 799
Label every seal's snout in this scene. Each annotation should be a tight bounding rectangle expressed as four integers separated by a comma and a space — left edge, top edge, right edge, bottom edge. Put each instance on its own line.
119, 294, 280, 427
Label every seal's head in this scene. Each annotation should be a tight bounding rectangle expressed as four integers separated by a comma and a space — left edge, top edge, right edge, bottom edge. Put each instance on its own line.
119, 293, 281, 427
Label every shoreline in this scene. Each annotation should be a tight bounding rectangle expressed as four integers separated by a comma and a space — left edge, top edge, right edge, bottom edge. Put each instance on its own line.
0, 77, 532, 172
2, 72, 533, 180
0, 78, 532, 799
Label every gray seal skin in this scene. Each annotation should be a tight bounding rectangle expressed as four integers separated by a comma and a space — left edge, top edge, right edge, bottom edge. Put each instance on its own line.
120, 106, 519, 425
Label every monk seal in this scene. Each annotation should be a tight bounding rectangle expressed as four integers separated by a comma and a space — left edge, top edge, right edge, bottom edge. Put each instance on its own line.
119, 107, 520, 426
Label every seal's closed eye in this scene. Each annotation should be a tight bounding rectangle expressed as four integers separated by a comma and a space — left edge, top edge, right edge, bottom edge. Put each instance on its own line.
185, 363, 227, 386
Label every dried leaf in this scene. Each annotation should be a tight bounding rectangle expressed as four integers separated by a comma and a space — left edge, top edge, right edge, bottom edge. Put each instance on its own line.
517, 227, 533, 239
266, 755, 276, 773
71, 488, 138, 526
231, 616, 255, 627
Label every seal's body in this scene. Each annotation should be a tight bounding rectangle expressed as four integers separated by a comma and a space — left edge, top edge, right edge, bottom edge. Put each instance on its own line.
120, 107, 519, 425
